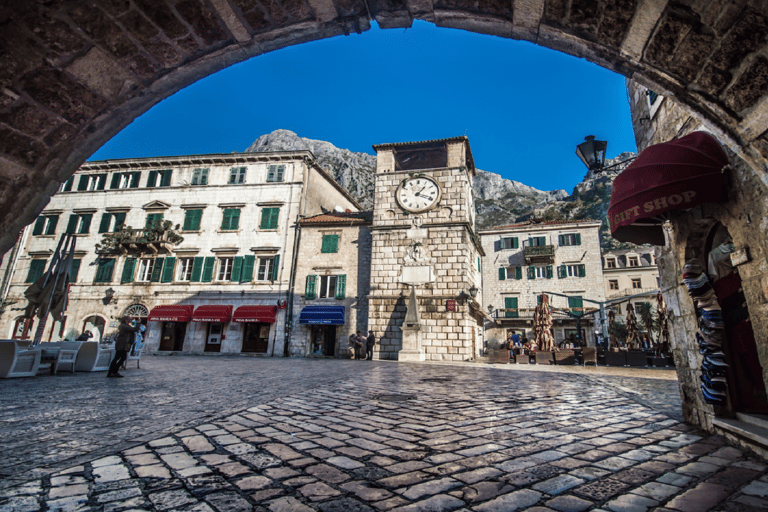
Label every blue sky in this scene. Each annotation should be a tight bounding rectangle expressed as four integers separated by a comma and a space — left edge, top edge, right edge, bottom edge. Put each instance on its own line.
91, 21, 636, 193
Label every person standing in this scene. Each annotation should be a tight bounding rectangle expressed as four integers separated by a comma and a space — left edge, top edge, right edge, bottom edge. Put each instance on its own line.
108, 316, 139, 378
365, 330, 376, 360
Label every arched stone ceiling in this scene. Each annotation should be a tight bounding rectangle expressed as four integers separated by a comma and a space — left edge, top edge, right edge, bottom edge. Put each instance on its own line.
1, 0, 767, 255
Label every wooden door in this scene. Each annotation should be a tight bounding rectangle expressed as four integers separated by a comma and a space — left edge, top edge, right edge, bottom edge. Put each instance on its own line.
242, 323, 270, 353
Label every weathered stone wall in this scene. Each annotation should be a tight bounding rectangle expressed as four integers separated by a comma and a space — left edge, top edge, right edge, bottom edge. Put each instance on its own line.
628, 80, 768, 443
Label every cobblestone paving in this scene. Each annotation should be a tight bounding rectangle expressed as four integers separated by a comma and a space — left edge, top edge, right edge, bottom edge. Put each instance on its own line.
2, 356, 768, 511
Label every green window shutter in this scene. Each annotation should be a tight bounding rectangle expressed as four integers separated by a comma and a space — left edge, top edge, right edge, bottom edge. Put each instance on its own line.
77, 176, 88, 191
98, 213, 112, 234
65, 214, 78, 234
26, 260, 46, 283
505, 297, 518, 318
512, 237, 519, 249
97, 174, 107, 190
33, 217, 45, 236
113, 212, 125, 230
191, 257, 204, 282
69, 258, 81, 283
230, 209, 240, 230
110, 173, 121, 189
121, 258, 136, 283
231, 256, 243, 282
527, 237, 534, 247
575, 233, 582, 245
335, 274, 346, 299
130, 171, 140, 188
498, 267, 506, 281
45, 216, 58, 235
499, 237, 505, 250
221, 209, 231, 230
150, 257, 164, 282
271, 254, 280, 281
305, 274, 317, 299
63, 177, 74, 192
515, 266, 523, 280
161, 257, 175, 283
191, 209, 202, 230
579, 264, 586, 277
558, 234, 564, 246
321, 234, 339, 253
558, 265, 566, 279
79, 214, 92, 234
146, 170, 158, 188
241, 255, 255, 282
546, 265, 553, 279
146, 213, 162, 228
160, 169, 172, 187
569, 296, 584, 316
201, 257, 215, 283
260, 207, 279, 230
95, 259, 114, 283
477, 256, 481, 272
183, 210, 194, 230
527, 266, 536, 279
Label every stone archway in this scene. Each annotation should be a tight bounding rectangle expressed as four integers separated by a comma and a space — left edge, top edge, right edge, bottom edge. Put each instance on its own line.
2, 1, 768, 255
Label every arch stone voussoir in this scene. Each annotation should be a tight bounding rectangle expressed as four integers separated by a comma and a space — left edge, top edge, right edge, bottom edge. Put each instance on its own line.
1, 0, 768, 255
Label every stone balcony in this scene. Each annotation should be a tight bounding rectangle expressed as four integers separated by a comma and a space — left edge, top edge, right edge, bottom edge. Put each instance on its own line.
524, 244, 555, 263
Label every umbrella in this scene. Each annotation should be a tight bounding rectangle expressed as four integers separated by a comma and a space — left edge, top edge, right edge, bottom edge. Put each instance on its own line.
625, 303, 639, 350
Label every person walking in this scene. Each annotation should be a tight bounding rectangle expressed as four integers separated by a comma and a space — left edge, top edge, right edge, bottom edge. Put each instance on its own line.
365, 330, 376, 360
108, 316, 140, 378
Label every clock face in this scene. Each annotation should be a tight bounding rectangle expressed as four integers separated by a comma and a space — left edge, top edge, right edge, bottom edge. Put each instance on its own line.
396, 177, 442, 212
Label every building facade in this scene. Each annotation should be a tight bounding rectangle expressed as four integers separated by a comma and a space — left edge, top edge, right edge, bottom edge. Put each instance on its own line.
368, 137, 485, 361
480, 219, 606, 348
0, 151, 360, 356
290, 211, 372, 357
602, 247, 660, 320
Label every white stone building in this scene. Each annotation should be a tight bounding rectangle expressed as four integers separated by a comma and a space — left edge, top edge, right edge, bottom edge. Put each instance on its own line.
479, 219, 606, 348
602, 247, 660, 325
0, 151, 360, 355
290, 211, 372, 357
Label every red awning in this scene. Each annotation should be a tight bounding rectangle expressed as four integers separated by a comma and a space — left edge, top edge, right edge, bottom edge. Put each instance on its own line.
191, 305, 233, 323
233, 305, 277, 323
608, 131, 729, 245
148, 304, 194, 322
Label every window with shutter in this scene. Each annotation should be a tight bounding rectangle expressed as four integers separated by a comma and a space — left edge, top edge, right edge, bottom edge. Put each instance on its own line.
504, 297, 518, 318
546, 265, 553, 279
78, 214, 92, 234
199, 256, 213, 282
271, 254, 280, 281
63, 177, 74, 192
230, 256, 243, 282
33, 217, 46, 236
121, 258, 136, 283
241, 255, 255, 282
150, 257, 164, 282
161, 257, 175, 283
336, 274, 346, 299
98, 213, 112, 234
159, 169, 172, 187
77, 175, 88, 191
130, 172, 140, 188
191, 257, 204, 282
260, 207, 279, 230
515, 266, 522, 280
305, 275, 317, 299
94, 259, 115, 283
113, 212, 126, 230
177, 258, 194, 281
183, 209, 202, 231
65, 214, 78, 234
257, 257, 274, 281
69, 259, 81, 283
46, 216, 58, 235
498, 267, 506, 281
228, 167, 246, 184
145, 213, 163, 228
321, 234, 339, 253
191, 168, 209, 185
110, 173, 121, 189
267, 165, 285, 182
569, 296, 584, 316
578, 264, 586, 277
26, 259, 47, 283
527, 266, 536, 279
97, 174, 107, 190
221, 208, 240, 230
146, 170, 158, 188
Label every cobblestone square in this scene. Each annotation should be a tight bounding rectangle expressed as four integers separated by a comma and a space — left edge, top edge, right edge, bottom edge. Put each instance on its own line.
1, 356, 767, 511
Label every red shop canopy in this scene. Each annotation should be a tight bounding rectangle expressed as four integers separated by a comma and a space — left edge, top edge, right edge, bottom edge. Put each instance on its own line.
148, 304, 194, 322
191, 305, 233, 323
608, 131, 729, 246
233, 305, 277, 323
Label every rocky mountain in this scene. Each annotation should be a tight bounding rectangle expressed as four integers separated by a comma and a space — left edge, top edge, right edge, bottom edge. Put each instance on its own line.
245, 130, 636, 248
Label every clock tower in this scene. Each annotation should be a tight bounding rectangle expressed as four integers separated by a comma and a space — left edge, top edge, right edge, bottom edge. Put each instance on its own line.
368, 137, 485, 361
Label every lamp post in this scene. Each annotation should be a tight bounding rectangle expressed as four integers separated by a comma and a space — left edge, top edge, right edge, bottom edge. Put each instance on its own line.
576, 135, 636, 174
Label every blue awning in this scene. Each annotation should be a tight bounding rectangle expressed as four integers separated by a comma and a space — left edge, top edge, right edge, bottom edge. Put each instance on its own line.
299, 306, 345, 325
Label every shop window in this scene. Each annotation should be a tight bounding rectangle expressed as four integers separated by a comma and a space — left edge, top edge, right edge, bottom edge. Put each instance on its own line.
609, 279, 619, 290
191, 168, 209, 185
267, 164, 285, 182
98, 212, 126, 233
217, 257, 234, 281
32, 215, 59, 236
182, 209, 202, 231
321, 234, 339, 253
631, 278, 642, 289
228, 167, 246, 184
559, 233, 581, 246
146, 169, 172, 188
26, 259, 47, 283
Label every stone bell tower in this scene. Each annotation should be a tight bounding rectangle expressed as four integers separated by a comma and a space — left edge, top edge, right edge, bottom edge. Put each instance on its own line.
368, 137, 485, 361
